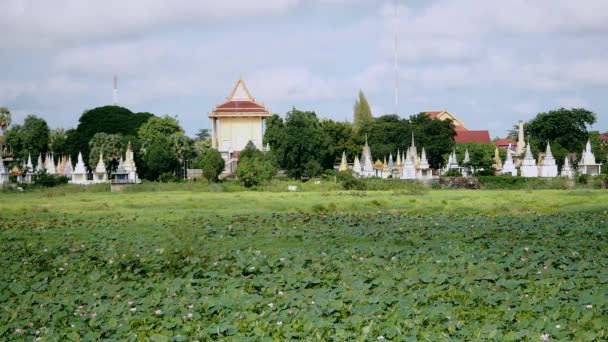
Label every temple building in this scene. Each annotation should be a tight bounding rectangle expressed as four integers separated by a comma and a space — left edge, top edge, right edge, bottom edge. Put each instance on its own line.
93, 153, 108, 183
209, 79, 271, 175
112, 142, 140, 184
424, 111, 491, 144
561, 156, 574, 178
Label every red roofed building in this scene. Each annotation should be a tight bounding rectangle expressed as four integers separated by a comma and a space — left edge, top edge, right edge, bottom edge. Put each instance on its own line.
424, 110, 491, 144
495, 138, 517, 150
209, 79, 271, 174
599, 134, 608, 146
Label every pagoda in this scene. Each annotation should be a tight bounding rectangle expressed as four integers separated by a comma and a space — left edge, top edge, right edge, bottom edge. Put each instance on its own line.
401, 148, 416, 179
45, 153, 56, 174
501, 149, 517, 176
561, 156, 575, 178
352, 156, 362, 176
578, 140, 602, 175
209, 79, 271, 175
461, 148, 473, 177
416, 147, 432, 179
338, 151, 348, 172
70, 152, 89, 185
539, 142, 558, 177
520, 143, 538, 177
360, 135, 374, 177
36, 154, 45, 173
23, 154, 35, 183
64, 156, 73, 178
0, 152, 9, 185
93, 152, 108, 183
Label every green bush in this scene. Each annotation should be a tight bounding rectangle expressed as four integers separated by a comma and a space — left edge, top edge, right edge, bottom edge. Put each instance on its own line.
337, 171, 366, 190
444, 169, 462, 177
35, 173, 69, 187
158, 172, 177, 183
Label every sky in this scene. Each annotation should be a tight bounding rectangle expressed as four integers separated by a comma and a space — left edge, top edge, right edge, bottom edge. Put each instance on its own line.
1, 0, 607, 138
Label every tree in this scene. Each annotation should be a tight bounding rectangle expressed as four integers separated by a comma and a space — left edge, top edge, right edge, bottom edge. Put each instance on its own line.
353, 90, 373, 133
522, 108, 596, 166
4, 115, 50, 159
0, 106, 11, 134
138, 116, 183, 149
195, 128, 210, 142
200, 149, 225, 183
455, 142, 503, 172
49, 128, 70, 155
235, 141, 277, 187
410, 113, 456, 169
67, 106, 153, 163
320, 119, 359, 167
265, 109, 329, 179
142, 135, 179, 180
88, 133, 124, 172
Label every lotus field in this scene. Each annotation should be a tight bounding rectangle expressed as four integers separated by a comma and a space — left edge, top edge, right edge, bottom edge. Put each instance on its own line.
1, 189, 607, 340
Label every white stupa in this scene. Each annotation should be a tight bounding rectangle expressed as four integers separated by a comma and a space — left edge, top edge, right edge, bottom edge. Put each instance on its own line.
0, 153, 9, 185
360, 135, 374, 178
64, 156, 73, 178
561, 156, 574, 178
401, 147, 416, 179
578, 140, 602, 175
93, 153, 108, 183
70, 152, 89, 184
45, 153, 56, 175
501, 149, 517, 176
539, 142, 558, 177
352, 155, 362, 176
36, 154, 45, 173
520, 143, 538, 177
417, 147, 432, 179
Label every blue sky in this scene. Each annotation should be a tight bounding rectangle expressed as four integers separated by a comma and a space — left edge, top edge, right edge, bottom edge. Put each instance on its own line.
1, 0, 607, 138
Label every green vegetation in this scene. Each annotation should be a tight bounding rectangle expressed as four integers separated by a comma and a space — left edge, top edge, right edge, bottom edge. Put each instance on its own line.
236, 142, 277, 187
1, 189, 607, 340
199, 149, 224, 183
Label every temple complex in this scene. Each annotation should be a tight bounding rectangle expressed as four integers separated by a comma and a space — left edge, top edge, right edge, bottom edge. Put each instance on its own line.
209, 79, 271, 175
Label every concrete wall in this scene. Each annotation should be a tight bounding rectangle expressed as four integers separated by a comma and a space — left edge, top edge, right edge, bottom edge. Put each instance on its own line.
218, 117, 263, 152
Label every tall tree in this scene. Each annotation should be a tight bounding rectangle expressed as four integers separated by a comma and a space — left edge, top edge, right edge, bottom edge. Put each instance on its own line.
4, 115, 50, 159
353, 90, 373, 133
0, 106, 11, 134
264, 109, 329, 179
88, 133, 124, 172
199, 148, 225, 183
410, 113, 456, 168
522, 108, 596, 166
236, 141, 277, 187
319, 119, 359, 167
195, 128, 210, 142
142, 135, 179, 180
137, 115, 184, 153
49, 128, 70, 155
67, 106, 154, 163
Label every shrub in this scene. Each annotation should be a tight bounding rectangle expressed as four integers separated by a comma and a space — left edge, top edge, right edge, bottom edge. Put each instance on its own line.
159, 172, 177, 183
35, 173, 69, 187
337, 171, 366, 190
236, 142, 277, 188
444, 169, 462, 177
201, 149, 225, 183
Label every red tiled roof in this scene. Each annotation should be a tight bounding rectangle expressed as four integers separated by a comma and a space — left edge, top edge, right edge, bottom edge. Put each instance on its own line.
425, 111, 441, 119
495, 138, 516, 147
454, 130, 491, 144
599, 134, 608, 141
212, 100, 270, 115
454, 125, 468, 131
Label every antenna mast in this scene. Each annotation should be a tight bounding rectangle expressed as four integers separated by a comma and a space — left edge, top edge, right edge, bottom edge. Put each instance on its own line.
394, 0, 399, 116
113, 75, 118, 105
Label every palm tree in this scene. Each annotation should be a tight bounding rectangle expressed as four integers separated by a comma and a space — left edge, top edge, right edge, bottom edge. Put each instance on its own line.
0, 107, 11, 134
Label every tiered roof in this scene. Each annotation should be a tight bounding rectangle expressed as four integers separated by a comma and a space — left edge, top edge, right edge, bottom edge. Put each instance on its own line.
209, 79, 271, 118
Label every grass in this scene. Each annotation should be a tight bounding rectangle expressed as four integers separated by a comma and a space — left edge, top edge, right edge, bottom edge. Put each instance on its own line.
1, 186, 607, 339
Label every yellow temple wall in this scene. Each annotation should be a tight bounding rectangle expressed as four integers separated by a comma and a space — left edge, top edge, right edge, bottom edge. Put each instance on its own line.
218, 117, 264, 151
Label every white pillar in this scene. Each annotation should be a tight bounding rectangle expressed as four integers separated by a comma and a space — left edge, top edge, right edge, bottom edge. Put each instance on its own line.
211, 118, 217, 149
